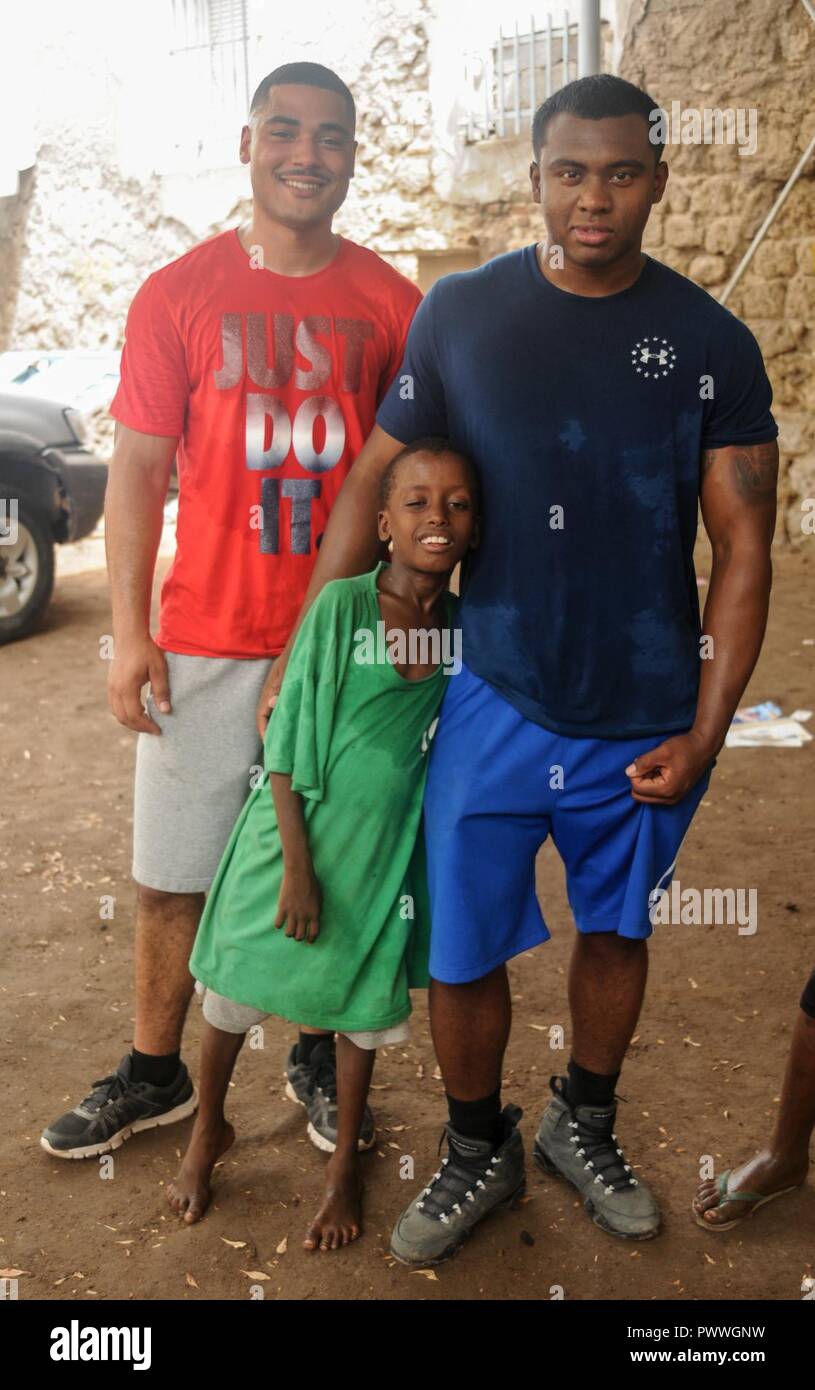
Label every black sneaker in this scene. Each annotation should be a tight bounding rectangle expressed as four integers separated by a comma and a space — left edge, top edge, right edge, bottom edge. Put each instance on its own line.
285, 1039, 376, 1153
40, 1054, 198, 1159
390, 1104, 526, 1266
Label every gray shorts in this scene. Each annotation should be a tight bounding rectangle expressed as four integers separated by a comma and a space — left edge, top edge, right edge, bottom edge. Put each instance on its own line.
132, 651, 274, 893
198, 984, 410, 1050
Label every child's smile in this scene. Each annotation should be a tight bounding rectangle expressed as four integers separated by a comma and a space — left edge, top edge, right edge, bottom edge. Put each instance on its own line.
417, 529, 455, 553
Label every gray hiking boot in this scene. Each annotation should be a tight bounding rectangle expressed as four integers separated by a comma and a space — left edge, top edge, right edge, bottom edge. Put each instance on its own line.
533, 1076, 660, 1240
390, 1104, 526, 1267
284, 1040, 375, 1153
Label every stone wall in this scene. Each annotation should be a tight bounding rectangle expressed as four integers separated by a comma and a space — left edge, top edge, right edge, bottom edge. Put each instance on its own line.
620, 0, 815, 543
4, 6, 199, 355
3, 0, 812, 541
0, 167, 35, 350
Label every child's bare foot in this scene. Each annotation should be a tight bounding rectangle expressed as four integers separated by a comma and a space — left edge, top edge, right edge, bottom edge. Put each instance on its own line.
304, 1152, 363, 1251
167, 1118, 235, 1225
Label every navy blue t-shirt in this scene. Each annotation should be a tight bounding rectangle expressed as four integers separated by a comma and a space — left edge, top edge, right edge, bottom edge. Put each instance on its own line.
376, 249, 777, 739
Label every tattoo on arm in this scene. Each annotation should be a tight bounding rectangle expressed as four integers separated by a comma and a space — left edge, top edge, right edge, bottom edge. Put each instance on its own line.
701, 442, 779, 501
732, 442, 778, 500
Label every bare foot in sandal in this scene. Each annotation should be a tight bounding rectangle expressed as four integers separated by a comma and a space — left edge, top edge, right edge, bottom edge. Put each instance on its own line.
692, 1148, 808, 1230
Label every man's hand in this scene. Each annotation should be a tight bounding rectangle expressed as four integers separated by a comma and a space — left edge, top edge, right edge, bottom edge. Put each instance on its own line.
108, 635, 171, 735
625, 731, 715, 805
256, 655, 283, 739
275, 863, 322, 943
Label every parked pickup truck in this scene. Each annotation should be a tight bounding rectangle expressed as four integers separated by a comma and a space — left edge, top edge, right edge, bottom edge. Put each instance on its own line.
0, 391, 108, 643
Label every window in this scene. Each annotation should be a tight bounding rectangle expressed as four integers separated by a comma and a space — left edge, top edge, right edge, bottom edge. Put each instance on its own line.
459, 10, 609, 144
167, 0, 259, 168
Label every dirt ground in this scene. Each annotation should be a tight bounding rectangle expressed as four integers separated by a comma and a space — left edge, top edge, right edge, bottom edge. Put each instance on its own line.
2, 547, 814, 1303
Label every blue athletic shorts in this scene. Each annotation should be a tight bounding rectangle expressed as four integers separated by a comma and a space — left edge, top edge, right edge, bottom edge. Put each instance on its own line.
423, 662, 714, 984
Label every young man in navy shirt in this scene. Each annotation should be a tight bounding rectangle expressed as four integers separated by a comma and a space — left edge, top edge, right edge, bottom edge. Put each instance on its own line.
269, 75, 779, 1265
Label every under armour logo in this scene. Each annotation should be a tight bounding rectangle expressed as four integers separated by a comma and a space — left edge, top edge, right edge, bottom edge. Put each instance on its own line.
631, 337, 677, 380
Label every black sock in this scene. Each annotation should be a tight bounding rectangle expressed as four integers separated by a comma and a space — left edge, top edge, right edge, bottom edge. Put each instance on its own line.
296, 1031, 335, 1066
446, 1089, 504, 1149
130, 1048, 180, 1088
565, 1058, 619, 1110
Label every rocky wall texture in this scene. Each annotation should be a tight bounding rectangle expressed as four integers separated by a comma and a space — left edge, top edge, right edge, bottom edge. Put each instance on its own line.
620, 0, 815, 543
0, 168, 36, 350
4, 16, 198, 357
4, 1, 451, 343
4, 0, 811, 541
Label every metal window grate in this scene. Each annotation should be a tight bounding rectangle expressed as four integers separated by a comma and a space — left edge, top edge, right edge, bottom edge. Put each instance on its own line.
207, 0, 249, 44
169, 0, 252, 151
460, 11, 604, 143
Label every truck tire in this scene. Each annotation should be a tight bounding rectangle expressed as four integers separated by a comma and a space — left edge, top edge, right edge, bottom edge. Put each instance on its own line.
0, 502, 55, 643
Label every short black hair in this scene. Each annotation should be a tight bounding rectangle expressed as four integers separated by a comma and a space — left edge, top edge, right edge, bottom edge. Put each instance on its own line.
532, 74, 663, 164
379, 436, 480, 509
249, 62, 356, 127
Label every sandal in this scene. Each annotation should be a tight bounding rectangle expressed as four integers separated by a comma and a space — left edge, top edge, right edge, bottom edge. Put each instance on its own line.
692, 1168, 802, 1232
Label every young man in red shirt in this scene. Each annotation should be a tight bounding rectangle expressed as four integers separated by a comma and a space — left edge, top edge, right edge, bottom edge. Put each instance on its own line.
41, 63, 420, 1160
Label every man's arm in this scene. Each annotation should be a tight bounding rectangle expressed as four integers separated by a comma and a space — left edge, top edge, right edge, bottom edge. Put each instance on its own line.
627, 439, 778, 803
105, 422, 178, 734
692, 439, 778, 751
255, 423, 404, 734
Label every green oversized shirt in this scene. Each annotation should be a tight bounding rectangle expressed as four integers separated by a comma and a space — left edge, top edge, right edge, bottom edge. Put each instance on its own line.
190, 564, 456, 1032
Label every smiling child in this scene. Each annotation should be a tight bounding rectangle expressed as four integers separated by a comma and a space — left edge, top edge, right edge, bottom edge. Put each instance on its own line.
167, 437, 478, 1249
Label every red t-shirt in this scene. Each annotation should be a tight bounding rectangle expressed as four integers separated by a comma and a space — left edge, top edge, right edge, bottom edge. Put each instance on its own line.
110, 230, 421, 658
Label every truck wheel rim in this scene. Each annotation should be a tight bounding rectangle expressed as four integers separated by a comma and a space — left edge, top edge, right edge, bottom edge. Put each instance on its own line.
0, 523, 40, 615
